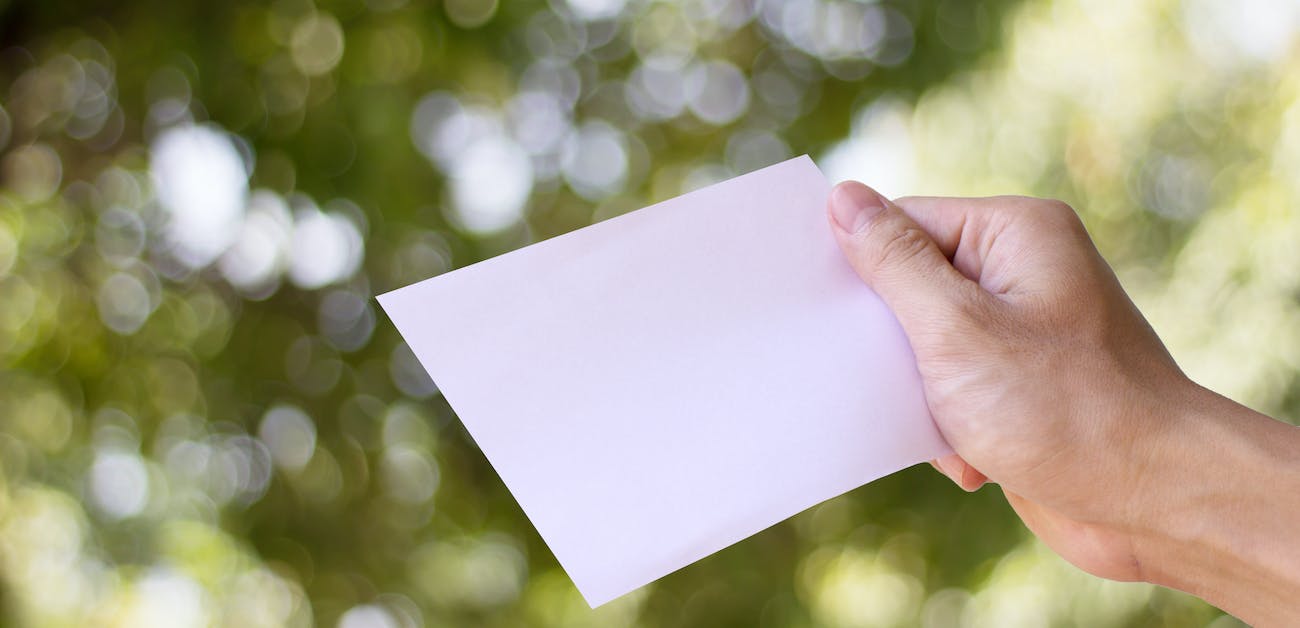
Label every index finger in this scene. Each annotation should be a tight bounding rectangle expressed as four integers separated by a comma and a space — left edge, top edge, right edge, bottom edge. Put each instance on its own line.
887, 195, 1025, 281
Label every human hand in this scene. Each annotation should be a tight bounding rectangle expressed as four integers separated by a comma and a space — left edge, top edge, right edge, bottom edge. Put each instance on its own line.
826, 182, 1300, 625
826, 182, 1195, 582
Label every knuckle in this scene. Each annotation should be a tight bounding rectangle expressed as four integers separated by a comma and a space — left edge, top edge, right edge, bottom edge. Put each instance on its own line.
870, 219, 932, 268
1040, 199, 1089, 235
1042, 198, 1077, 217
998, 196, 1091, 244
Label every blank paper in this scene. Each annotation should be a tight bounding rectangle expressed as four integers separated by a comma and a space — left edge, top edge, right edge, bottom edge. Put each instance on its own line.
377, 155, 949, 606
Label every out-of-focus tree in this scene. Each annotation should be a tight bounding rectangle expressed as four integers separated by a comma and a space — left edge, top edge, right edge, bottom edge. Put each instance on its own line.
1, 0, 1292, 625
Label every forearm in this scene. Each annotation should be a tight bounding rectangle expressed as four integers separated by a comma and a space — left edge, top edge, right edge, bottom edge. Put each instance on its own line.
1136, 383, 1300, 626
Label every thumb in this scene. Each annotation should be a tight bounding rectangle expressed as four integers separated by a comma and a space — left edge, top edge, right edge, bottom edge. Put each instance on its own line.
827, 181, 976, 325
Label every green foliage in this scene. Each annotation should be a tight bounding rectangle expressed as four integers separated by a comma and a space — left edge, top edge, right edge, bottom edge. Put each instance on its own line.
1, 0, 1285, 625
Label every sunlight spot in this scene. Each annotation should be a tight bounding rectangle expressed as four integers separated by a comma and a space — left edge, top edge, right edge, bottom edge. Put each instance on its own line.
562, 120, 628, 200
96, 271, 154, 335
338, 604, 399, 628
258, 404, 317, 473
820, 99, 916, 198
150, 124, 249, 269
288, 200, 364, 290
88, 449, 150, 519
220, 190, 293, 296
447, 134, 533, 234
685, 59, 750, 125
121, 569, 210, 628
564, 0, 627, 21
291, 13, 346, 76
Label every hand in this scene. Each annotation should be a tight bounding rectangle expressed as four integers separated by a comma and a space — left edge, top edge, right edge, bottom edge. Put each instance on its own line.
826, 181, 1300, 625
826, 181, 1183, 581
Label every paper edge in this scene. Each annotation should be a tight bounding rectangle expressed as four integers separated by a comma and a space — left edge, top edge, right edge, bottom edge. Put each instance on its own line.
374, 155, 819, 305
373, 154, 951, 609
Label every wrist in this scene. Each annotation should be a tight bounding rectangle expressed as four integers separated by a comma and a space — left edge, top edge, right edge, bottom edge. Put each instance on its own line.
1130, 383, 1300, 623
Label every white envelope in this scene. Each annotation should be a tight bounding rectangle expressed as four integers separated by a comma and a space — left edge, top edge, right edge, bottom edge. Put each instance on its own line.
378, 155, 949, 606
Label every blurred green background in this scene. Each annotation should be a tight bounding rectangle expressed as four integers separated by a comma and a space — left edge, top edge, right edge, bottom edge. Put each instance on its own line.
1, 0, 1296, 625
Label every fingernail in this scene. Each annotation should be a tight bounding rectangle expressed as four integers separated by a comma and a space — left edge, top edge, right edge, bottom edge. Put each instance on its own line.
830, 182, 888, 233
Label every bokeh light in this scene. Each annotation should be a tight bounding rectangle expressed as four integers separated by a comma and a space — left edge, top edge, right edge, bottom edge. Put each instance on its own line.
150, 124, 250, 269
0, 0, 1292, 625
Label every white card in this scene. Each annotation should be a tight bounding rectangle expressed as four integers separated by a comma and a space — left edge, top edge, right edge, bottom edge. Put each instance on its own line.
378, 156, 949, 606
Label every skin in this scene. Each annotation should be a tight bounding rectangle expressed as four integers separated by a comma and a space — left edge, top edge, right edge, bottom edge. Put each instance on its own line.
826, 181, 1300, 627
